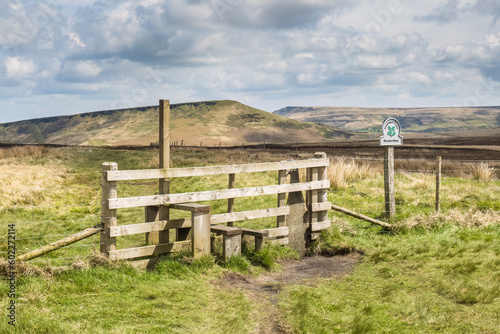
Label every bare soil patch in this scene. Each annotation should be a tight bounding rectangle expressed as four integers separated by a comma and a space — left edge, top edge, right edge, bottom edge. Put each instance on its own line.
213, 254, 361, 334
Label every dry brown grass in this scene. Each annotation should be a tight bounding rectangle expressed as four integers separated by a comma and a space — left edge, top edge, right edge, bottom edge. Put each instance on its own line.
394, 208, 500, 230
0, 162, 68, 208
0, 251, 121, 279
327, 157, 380, 190
470, 162, 497, 182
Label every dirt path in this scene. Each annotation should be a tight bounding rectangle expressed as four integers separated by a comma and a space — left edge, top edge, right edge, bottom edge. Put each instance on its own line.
213, 254, 361, 333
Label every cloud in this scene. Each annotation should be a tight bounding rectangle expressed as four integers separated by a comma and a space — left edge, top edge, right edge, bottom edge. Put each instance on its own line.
5, 57, 37, 80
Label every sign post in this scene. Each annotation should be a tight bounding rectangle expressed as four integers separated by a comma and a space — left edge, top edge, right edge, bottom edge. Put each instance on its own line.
380, 118, 403, 220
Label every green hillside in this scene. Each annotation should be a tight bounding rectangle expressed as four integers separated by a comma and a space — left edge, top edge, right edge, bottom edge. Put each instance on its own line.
0, 100, 353, 146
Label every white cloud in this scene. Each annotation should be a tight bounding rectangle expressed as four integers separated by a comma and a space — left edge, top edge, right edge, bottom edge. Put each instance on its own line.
5, 57, 37, 79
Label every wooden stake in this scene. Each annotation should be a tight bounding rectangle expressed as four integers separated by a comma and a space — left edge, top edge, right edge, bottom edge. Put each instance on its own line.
18, 227, 102, 262
330, 204, 392, 229
384, 146, 395, 220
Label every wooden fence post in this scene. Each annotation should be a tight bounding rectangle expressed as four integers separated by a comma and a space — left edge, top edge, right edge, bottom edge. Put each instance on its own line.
159, 99, 172, 243
384, 146, 396, 220
227, 173, 235, 227
277, 169, 287, 229
314, 152, 328, 223
101, 162, 118, 256
436, 156, 442, 212
192, 208, 211, 258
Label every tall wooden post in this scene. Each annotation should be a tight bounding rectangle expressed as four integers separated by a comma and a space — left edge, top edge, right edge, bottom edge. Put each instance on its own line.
384, 146, 395, 220
436, 156, 442, 212
277, 170, 287, 228
101, 162, 118, 256
227, 174, 235, 227
159, 99, 171, 243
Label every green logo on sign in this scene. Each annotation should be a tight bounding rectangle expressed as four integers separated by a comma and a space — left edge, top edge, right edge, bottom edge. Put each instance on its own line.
388, 126, 396, 137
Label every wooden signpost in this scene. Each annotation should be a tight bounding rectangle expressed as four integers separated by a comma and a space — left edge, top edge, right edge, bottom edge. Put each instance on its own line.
380, 118, 403, 220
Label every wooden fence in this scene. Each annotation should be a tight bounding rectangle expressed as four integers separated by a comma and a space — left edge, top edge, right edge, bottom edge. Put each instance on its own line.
100, 153, 331, 268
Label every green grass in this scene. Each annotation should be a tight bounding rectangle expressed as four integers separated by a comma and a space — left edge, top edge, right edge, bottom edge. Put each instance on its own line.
1, 146, 499, 333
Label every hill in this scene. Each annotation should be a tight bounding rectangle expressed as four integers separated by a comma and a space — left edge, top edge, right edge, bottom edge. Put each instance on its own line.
0, 100, 353, 146
274, 106, 500, 133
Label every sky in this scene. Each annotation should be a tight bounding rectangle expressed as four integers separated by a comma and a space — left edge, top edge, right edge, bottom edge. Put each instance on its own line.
1, 0, 500, 123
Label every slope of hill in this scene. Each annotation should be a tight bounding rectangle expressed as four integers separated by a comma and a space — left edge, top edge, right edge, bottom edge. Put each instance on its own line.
274, 106, 500, 133
0, 100, 353, 146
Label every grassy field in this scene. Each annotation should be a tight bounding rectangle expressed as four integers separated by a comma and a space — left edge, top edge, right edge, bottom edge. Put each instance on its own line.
1, 146, 499, 333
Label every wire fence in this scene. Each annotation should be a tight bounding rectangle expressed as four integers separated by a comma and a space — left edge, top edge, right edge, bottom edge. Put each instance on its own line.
1, 156, 499, 266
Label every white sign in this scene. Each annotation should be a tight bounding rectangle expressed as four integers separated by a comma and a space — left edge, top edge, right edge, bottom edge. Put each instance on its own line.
380, 118, 403, 146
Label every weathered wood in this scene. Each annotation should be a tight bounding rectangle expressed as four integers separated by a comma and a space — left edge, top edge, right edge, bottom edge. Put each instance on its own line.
158, 99, 171, 244
210, 207, 290, 225
192, 210, 211, 258
171, 203, 211, 213
286, 169, 309, 257
106, 158, 330, 181
227, 173, 235, 227
384, 146, 396, 220
241, 228, 268, 237
222, 234, 241, 259
109, 181, 330, 209
110, 218, 191, 237
312, 202, 332, 212
314, 152, 329, 224
101, 162, 118, 256
159, 99, 170, 170
145, 206, 160, 245
17, 227, 102, 261
109, 240, 190, 260
265, 226, 289, 238
330, 203, 392, 228
277, 170, 287, 228
436, 156, 441, 212
210, 225, 242, 236
310, 221, 332, 232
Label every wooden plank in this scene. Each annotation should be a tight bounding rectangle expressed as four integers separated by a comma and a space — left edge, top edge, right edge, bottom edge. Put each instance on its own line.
312, 202, 332, 212
109, 240, 190, 260
264, 226, 289, 238
241, 228, 268, 238
109, 181, 330, 209
310, 221, 331, 232
110, 218, 191, 237
266, 238, 289, 246
210, 207, 290, 225
171, 203, 211, 212
106, 158, 330, 181
210, 225, 242, 236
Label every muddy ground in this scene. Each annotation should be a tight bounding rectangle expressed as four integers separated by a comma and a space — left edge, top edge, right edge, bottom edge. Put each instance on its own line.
213, 254, 361, 334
